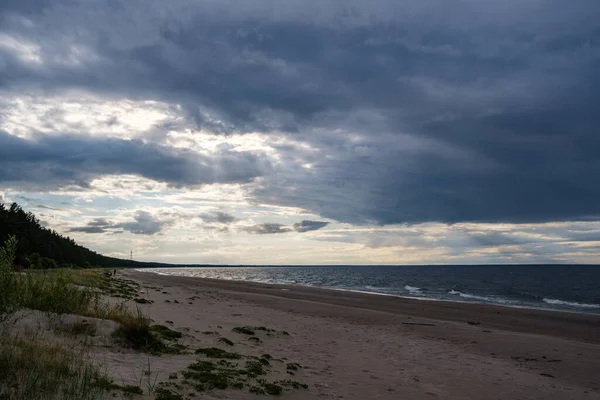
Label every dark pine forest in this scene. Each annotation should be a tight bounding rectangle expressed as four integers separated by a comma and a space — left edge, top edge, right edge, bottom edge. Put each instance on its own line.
0, 203, 159, 269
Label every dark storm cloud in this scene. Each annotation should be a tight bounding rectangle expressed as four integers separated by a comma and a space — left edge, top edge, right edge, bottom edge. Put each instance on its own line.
293, 220, 329, 233
69, 211, 165, 235
0, 131, 269, 189
87, 218, 111, 227
115, 211, 165, 235
1, 0, 600, 224
70, 218, 114, 234
69, 226, 107, 234
243, 223, 291, 234
199, 211, 237, 224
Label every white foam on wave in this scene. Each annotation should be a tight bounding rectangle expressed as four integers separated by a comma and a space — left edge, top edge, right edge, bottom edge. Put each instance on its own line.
448, 289, 515, 304
364, 285, 396, 293
543, 298, 600, 309
404, 285, 422, 294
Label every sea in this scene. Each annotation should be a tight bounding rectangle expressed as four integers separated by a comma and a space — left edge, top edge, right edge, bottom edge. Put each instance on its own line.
139, 265, 600, 315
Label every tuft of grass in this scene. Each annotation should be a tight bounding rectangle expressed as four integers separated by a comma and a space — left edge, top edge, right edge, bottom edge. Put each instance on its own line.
111, 308, 184, 355
243, 361, 266, 377
122, 385, 144, 395
286, 362, 301, 371
154, 387, 184, 400
258, 357, 271, 366
232, 326, 255, 335
0, 236, 19, 319
263, 383, 283, 396
19, 271, 100, 316
277, 379, 308, 390
249, 385, 265, 395
98, 383, 144, 395
217, 360, 237, 368
254, 326, 276, 333
195, 347, 242, 359
150, 325, 183, 340
182, 360, 247, 392
218, 337, 234, 346
188, 360, 217, 371
0, 333, 110, 400
55, 319, 98, 337
170, 353, 307, 396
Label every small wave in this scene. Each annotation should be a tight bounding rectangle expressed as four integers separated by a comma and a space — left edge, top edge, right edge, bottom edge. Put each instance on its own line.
364, 285, 395, 293
404, 285, 423, 294
448, 289, 514, 304
542, 298, 600, 309
448, 289, 490, 301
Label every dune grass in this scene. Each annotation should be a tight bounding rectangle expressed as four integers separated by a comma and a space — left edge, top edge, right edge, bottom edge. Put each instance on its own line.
0, 236, 174, 349
0, 333, 110, 400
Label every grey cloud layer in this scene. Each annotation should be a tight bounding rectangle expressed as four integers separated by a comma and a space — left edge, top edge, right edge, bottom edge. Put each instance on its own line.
243, 223, 291, 235
199, 211, 237, 224
1, 0, 599, 224
293, 220, 329, 232
70, 211, 165, 235
0, 131, 269, 189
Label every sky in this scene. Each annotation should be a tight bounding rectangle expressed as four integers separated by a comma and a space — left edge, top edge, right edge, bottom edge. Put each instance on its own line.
1, 0, 599, 265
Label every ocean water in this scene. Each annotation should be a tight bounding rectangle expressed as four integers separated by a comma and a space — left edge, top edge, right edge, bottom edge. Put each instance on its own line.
139, 265, 600, 315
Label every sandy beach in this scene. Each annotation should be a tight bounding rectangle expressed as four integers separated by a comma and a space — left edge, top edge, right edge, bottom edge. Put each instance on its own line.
111, 269, 600, 399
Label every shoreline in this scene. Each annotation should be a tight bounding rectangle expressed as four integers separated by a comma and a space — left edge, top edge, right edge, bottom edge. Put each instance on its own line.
137, 268, 600, 316
156, 272, 600, 316
133, 269, 600, 344
120, 269, 600, 399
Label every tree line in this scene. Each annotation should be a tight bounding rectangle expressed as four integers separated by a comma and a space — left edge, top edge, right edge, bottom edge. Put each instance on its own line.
0, 203, 159, 269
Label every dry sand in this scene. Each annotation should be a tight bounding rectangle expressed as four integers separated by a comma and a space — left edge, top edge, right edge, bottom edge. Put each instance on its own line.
111, 269, 600, 400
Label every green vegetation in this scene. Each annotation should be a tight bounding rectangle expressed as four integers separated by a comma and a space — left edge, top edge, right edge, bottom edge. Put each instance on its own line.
54, 319, 98, 337
153, 387, 184, 400
0, 202, 172, 268
262, 382, 283, 396
218, 337, 234, 346
278, 379, 308, 389
286, 362, 301, 371
254, 326, 276, 333
195, 347, 242, 359
232, 326, 255, 335
0, 334, 111, 400
150, 325, 183, 340
0, 235, 19, 318
96, 381, 144, 396
177, 348, 308, 396
1, 236, 184, 373
1, 237, 103, 320
182, 360, 249, 392
0, 230, 310, 399
0, 203, 121, 268
112, 311, 186, 355
134, 298, 153, 304
244, 360, 267, 377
